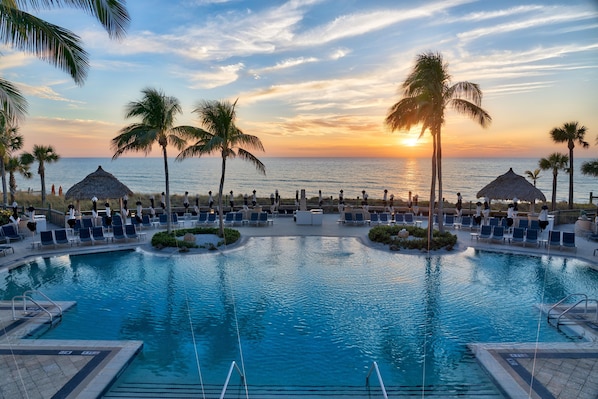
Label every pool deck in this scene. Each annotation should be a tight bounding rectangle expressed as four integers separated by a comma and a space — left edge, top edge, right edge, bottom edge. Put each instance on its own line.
0, 214, 597, 398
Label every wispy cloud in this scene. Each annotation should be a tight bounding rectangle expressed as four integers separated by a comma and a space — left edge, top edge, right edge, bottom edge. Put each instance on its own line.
185, 63, 245, 89
16, 82, 84, 103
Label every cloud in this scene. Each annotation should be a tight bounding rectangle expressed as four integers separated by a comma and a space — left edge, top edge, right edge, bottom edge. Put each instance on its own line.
16, 82, 84, 103
186, 63, 245, 89
250, 56, 319, 75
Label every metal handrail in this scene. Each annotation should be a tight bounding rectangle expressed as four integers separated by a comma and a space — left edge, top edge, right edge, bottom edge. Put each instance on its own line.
11, 290, 62, 323
556, 299, 598, 326
219, 361, 245, 399
547, 293, 587, 321
366, 361, 388, 399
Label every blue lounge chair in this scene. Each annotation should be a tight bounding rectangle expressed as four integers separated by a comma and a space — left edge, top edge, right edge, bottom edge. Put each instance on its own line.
491, 226, 505, 243
78, 227, 93, 245
82, 218, 94, 230
518, 219, 529, 230
478, 225, 492, 241
159, 214, 168, 227
112, 225, 127, 241
258, 212, 268, 226
73, 219, 82, 235
234, 212, 244, 226
369, 213, 379, 225
445, 214, 455, 229
561, 232, 576, 252
488, 218, 499, 227
207, 213, 217, 224
224, 212, 235, 226
548, 230, 561, 250
1, 225, 23, 243
511, 227, 525, 246
529, 219, 539, 231
379, 213, 391, 225
404, 213, 415, 226
197, 212, 208, 225
249, 212, 259, 226
460, 216, 472, 229
54, 229, 70, 247
40, 230, 55, 249
92, 226, 107, 244
125, 224, 139, 241
344, 212, 353, 224
354, 212, 365, 225
112, 214, 123, 227
142, 214, 153, 229
524, 229, 539, 247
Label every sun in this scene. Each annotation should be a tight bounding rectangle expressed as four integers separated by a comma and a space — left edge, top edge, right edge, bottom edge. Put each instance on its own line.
402, 136, 420, 147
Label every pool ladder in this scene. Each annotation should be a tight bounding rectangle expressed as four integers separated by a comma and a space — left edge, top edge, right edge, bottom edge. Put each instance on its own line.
11, 290, 63, 325
547, 293, 598, 328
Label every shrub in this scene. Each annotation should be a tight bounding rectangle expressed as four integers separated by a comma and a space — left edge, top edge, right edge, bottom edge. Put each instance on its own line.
369, 225, 457, 251
151, 227, 240, 249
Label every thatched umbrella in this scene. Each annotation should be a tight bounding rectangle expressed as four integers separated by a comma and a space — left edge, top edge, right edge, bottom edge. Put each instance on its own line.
65, 166, 133, 212
477, 168, 546, 203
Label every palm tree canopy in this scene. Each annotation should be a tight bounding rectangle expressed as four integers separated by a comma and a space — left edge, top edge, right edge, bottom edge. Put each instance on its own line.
0, 79, 28, 122
178, 99, 266, 174
539, 153, 569, 173
581, 160, 598, 177
0, 0, 130, 85
550, 121, 589, 150
31, 144, 60, 174
112, 88, 194, 157
385, 52, 492, 137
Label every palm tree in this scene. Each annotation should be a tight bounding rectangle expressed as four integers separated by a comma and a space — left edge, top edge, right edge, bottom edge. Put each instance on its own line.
385, 52, 491, 242
581, 160, 598, 177
524, 168, 541, 187
539, 153, 569, 211
549, 121, 589, 208
24, 144, 60, 206
0, 81, 28, 123
6, 153, 33, 203
112, 88, 193, 233
178, 99, 265, 237
0, 115, 25, 205
0, 0, 129, 120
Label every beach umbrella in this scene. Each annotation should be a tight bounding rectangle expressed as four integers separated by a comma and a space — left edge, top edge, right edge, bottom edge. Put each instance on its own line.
476, 168, 546, 203
65, 165, 134, 201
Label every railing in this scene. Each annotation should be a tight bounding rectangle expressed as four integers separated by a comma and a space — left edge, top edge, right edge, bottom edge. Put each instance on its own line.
12, 290, 63, 323
547, 293, 588, 321
219, 361, 245, 399
365, 361, 388, 399
556, 299, 598, 327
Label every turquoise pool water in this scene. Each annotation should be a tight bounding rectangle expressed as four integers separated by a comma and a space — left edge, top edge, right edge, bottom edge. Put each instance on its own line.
2, 237, 598, 391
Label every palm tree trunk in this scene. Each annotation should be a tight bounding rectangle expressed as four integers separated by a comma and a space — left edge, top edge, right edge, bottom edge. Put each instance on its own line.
436, 127, 444, 233
428, 133, 437, 247
217, 156, 227, 237
568, 144, 574, 209
551, 171, 558, 211
9, 172, 16, 204
1, 160, 7, 206
40, 165, 46, 206
162, 146, 172, 233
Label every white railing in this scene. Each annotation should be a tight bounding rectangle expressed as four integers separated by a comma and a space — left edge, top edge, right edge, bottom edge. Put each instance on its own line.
12, 290, 62, 323
366, 361, 388, 399
219, 361, 245, 399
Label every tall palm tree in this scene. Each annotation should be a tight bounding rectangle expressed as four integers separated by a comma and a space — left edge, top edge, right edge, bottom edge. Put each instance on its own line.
6, 153, 33, 203
112, 88, 193, 233
581, 160, 598, 177
0, 115, 24, 205
0, 0, 129, 120
385, 52, 491, 242
178, 99, 265, 237
524, 168, 541, 187
539, 153, 569, 211
0, 81, 28, 123
549, 121, 589, 208
23, 144, 60, 206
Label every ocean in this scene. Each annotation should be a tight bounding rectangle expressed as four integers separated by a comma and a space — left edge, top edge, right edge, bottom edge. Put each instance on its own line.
14, 157, 598, 205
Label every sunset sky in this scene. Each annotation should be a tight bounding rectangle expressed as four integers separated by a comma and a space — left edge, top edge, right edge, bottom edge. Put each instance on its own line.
2, 0, 598, 159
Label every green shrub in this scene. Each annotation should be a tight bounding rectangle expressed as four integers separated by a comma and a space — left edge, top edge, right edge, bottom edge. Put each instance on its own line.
369, 225, 457, 251
151, 227, 240, 250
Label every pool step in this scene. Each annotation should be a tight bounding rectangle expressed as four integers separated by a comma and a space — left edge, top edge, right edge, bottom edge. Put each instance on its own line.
103, 382, 503, 398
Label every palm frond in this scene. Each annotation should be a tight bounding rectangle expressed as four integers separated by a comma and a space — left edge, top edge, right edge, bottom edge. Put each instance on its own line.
0, 78, 28, 122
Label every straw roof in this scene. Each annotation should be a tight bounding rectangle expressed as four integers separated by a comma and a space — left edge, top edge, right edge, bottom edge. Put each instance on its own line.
476, 168, 546, 202
65, 166, 133, 200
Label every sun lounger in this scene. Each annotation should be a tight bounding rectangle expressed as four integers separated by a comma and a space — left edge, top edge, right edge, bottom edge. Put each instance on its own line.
207, 213, 217, 224
548, 230, 561, 250
258, 212, 268, 226
518, 219, 529, 229
1, 224, 23, 243
234, 212, 244, 226
82, 218, 94, 230
78, 227, 92, 245
142, 214, 153, 229
524, 228, 539, 247
159, 214, 168, 227
73, 219, 82, 235
112, 225, 127, 241
404, 213, 415, 226
354, 212, 365, 225
459, 216, 472, 229
344, 212, 353, 224
125, 224, 140, 241
529, 220, 539, 231
369, 213, 379, 225
491, 226, 505, 243
249, 212, 259, 226
561, 232, 576, 252
379, 213, 391, 225
54, 229, 71, 247
488, 218, 499, 227
92, 226, 107, 244
510, 227, 525, 246
444, 214, 455, 229
478, 225, 492, 241
224, 212, 235, 226
40, 230, 55, 249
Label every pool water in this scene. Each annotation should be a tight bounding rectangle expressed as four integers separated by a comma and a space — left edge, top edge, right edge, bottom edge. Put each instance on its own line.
2, 237, 597, 390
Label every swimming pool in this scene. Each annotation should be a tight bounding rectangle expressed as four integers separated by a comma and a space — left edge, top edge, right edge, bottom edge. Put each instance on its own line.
2, 237, 597, 393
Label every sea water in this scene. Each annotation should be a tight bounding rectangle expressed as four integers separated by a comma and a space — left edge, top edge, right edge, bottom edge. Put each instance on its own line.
15, 157, 598, 205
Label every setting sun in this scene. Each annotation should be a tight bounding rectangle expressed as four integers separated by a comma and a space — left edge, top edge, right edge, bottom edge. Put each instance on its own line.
402, 136, 421, 147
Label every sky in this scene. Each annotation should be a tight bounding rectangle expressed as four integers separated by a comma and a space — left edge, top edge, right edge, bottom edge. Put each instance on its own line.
2, 0, 598, 159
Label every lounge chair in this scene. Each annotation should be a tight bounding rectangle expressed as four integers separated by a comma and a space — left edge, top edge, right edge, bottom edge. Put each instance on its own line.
207, 213, 217, 224
529, 220, 539, 231
344, 212, 353, 224
488, 218, 499, 227
478, 225, 492, 241
369, 213, 379, 225
102, 216, 112, 231
379, 213, 391, 225
234, 212, 244, 226
78, 227, 93, 245
92, 226, 107, 244
142, 214, 153, 229
548, 230, 561, 250
73, 219, 82, 235
112, 214, 123, 227
354, 212, 365, 225
524, 228, 539, 247
125, 224, 139, 241
518, 219, 529, 230
54, 229, 70, 247
82, 218, 94, 230
112, 225, 127, 241
40, 230, 55, 249
511, 227, 525, 246
561, 232, 576, 252
444, 214, 455, 229
224, 212, 235, 226
258, 212, 268, 226
491, 226, 505, 243
196, 212, 208, 225
1, 225, 23, 243
159, 213, 168, 227
404, 213, 415, 226
460, 216, 472, 229
249, 212, 259, 225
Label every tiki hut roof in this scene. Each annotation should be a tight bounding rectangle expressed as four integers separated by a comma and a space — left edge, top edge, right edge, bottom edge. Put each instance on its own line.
65, 166, 133, 201
476, 168, 546, 202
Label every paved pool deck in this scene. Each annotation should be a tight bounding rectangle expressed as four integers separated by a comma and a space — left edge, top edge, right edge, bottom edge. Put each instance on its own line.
0, 214, 596, 398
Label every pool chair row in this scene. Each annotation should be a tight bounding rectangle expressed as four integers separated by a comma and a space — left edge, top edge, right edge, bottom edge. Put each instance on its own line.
545, 230, 576, 252
39, 229, 75, 249
77, 225, 141, 245
472, 225, 510, 243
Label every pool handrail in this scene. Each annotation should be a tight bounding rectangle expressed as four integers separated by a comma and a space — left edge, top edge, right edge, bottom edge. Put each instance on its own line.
365, 361, 388, 399
556, 298, 598, 327
219, 360, 245, 399
547, 293, 587, 321
12, 290, 62, 323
